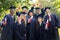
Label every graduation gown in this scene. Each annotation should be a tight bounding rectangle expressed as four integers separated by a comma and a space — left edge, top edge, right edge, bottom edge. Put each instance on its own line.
35, 22, 45, 40
13, 21, 27, 40
44, 14, 59, 40
1, 14, 15, 40
27, 16, 36, 40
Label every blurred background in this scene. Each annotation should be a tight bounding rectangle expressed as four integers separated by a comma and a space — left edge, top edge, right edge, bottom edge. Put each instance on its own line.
0, 0, 60, 40
0, 0, 60, 20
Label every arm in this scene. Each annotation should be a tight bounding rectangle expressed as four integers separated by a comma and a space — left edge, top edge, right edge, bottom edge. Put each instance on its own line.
53, 14, 60, 27
41, 8, 45, 17
30, 7, 34, 12
40, 4, 45, 17
30, 4, 35, 12
2, 15, 8, 27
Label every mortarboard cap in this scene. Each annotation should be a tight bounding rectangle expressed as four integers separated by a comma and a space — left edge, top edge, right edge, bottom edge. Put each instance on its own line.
38, 15, 43, 19
35, 7, 40, 10
10, 6, 16, 9
22, 6, 28, 9
16, 12, 22, 17
44, 7, 51, 11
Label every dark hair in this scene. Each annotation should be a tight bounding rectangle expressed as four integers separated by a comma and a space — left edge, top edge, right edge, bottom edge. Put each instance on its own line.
44, 7, 51, 11
28, 10, 34, 16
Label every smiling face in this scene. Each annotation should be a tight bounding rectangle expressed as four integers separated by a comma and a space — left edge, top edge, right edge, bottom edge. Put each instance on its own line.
35, 9, 40, 14
10, 9, 15, 15
46, 9, 51, 14
29, 12, 34, 17
22, 8, 28, 13
38, 18, 43, 23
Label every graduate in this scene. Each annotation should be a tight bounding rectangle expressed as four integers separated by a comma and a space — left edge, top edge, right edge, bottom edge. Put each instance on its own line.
13, 14, 27, 40
35, 16, 45, 40
30, 4, 45, 19
44, 7, 60, 40
1, 6, 16, 40
34, 7, 41, 18
27, 10, 36, 40
16, 6, 28, 17
33, 7, 45, 19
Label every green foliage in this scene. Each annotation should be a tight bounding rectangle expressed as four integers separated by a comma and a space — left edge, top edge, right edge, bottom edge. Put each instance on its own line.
0, 0, 60, 20
0, 0, 19, 20
52, 0, 60, 18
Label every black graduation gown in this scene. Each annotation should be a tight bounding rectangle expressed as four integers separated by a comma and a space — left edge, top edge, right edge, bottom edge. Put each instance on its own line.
1, 14, 15, 40
44, 14, 59, 40
27, 16, 36, 40
13, 21, 27, 40
36, 22, 45, 40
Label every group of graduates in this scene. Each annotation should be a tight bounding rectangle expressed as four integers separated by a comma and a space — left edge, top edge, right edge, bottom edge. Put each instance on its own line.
0, 4, 60, 40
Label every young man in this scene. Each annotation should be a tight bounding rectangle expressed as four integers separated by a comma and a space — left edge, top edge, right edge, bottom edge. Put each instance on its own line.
1, 6, 16, 40
30, 4, 45, 19
44, 7, 60, 40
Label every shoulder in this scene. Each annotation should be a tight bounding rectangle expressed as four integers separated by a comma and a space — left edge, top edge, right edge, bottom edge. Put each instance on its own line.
51, 14, 57, 18
51, 13, 56, 16
44, 15, 48, 18
34, 14, 36, 15
4, 14, 10, 18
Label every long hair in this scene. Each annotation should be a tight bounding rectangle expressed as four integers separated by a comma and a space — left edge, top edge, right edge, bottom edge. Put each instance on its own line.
21, 14, 27, 27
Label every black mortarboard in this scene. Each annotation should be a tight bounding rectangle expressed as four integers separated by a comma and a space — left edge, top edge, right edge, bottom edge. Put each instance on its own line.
10, 6, 16, 9
16, 12, 22, 17
38, 15, 43, 19
22, 6, 28, 9
35, 7, 40, 10
44, 7, 51, 11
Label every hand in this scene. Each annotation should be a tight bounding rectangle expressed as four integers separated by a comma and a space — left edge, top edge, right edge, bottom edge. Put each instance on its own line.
32, 4, 35, 7
16, 6, 20, 12
55, 27, 58, 29
2, 21, 7, 26
16, 8, 19, 12
45, 26, 48, 30
39, 4, 44, 9
28, 19, 31, 23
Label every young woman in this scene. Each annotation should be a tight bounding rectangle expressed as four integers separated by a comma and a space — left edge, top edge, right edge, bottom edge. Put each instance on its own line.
27, 10, 36, 40
13, 14, 27, 40
36, 16, 45, 40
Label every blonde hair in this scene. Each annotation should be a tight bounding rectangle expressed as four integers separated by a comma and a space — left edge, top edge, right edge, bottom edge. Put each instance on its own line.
21, 14, 27, 27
